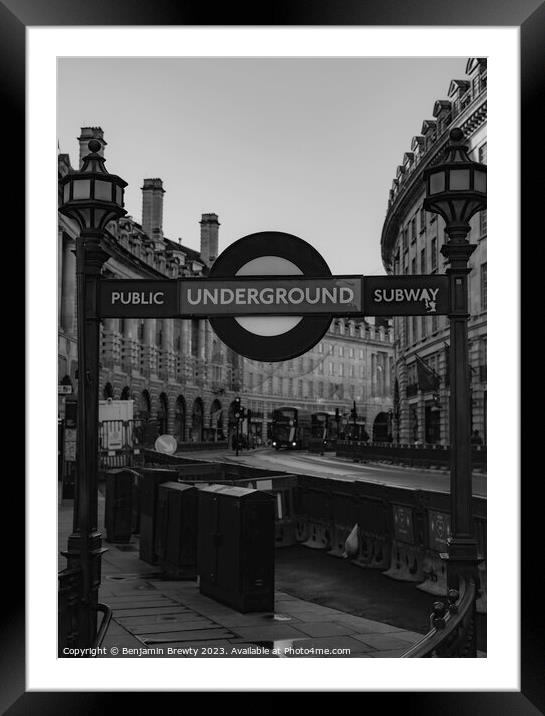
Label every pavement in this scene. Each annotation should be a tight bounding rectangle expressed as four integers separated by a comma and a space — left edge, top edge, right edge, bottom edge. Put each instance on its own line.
172, 447, 487, 497
59, 493, 426, 658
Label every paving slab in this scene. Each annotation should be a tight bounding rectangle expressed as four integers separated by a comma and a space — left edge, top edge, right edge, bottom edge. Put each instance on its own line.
128, 619, 218, 635
278, 635, 375, 656
368, 649, 409, 658
289, 621, 357, 638
116, 612, 210, 627
111, 606, 193, 617
137, 628, 235, 645
351, 633, 421, 651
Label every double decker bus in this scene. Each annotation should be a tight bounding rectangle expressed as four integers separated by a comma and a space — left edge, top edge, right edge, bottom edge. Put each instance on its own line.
271, 406, 312, 450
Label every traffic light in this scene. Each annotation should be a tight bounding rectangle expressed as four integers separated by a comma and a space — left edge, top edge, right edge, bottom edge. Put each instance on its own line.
234, 396, 241, 420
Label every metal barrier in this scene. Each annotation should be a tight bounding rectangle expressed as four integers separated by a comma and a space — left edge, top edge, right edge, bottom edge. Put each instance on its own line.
401, 576, 478, 657
336, 440, 487, 470
291, 474, 487, 613
175, 441, 228, 452
99, 419, 145, 470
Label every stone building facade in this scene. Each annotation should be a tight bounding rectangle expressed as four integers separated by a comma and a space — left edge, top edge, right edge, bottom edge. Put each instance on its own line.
380, 58, 487, 445
58, 127, 242, 445
59, 127, 394, 447
241, 320, 394, 442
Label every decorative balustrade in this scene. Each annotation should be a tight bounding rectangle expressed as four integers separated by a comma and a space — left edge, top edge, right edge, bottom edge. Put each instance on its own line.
401, 576, 478, 657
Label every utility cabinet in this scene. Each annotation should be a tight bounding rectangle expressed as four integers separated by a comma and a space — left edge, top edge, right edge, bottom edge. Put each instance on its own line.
138, 467, 178, 564
197, 485, 275, 613
104, 469, 134, 543
156, 481, 199, 579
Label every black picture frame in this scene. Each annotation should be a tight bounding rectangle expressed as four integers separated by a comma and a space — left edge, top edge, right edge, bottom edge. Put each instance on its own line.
6, 0, 539, 711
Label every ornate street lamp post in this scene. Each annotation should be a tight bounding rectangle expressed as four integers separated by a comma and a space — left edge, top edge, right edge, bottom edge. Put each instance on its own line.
59, 140, 127, 648
423, 128, 486, 588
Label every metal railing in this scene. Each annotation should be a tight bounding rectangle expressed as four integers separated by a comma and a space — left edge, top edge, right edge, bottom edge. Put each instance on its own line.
99, 419, 145, 469
401, 575, 478, 657
58, 567, 113, 655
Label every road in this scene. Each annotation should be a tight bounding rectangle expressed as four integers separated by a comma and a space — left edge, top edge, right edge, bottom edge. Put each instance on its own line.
181, 447, 487, 497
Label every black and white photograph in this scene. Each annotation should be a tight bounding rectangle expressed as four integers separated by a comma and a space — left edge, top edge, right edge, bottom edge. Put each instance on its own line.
56, 54, 489, 660
11, 11, 535, 705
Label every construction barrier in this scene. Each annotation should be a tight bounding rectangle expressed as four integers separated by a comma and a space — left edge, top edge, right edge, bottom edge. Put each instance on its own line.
336, 440, 487, 471
126, 457, 487, 611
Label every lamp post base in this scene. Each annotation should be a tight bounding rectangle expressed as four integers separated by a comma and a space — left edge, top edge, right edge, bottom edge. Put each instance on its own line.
61, 531, 107, 649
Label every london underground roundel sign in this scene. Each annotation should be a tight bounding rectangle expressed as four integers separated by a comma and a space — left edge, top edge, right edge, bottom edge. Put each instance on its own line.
208, 232, 333, 362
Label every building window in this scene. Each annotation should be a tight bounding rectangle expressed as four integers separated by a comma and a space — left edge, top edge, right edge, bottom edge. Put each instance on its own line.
248, 373, 254, 390
349, 347, 355, 359
328, 363, 334, 376
339, 364, 344, 378
480, 263, 487, 311
412, 316, 419, 342
359, 349, 364, 360
421, 316, 427, 338
420, 247, 426, 274
431, 237, 438, 271
403, 227, 409, 253
318, 342, 324, 353
288, 378, 293, 394
432, 314, 438, 333
318, 382, 324, 398
339, 346, 344, 357
411, 257, 416, 275
298, 380, 303, 398
350, 364, 355, 378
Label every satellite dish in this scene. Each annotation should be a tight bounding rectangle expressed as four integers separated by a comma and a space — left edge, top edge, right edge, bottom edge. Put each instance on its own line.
154, 434, 177, 454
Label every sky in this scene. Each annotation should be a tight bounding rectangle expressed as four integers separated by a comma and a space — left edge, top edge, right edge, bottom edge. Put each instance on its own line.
57, 57, 468, 275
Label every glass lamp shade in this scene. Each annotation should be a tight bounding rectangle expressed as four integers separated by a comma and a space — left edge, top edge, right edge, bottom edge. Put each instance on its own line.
59, 142, 127, 232
423, 128, 486, 227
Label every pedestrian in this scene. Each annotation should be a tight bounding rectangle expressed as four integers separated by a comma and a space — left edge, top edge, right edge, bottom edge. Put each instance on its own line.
470, 429, 483, 445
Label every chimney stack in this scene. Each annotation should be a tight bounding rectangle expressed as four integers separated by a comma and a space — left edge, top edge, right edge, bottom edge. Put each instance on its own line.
78, 127, 106, 168
141, 178, 165, 245
200, 213, 220, 267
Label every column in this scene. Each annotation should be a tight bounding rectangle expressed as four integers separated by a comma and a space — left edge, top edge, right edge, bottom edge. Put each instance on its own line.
123, 319, 139, 373
181, 319, 193, 382
144, 319, 157, 375
101, 318, 118, 368
163, 318, 175, 378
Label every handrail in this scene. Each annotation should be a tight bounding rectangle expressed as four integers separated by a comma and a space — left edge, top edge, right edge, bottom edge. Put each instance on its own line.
401, 575, 477, 657
92, 603, 113, 652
